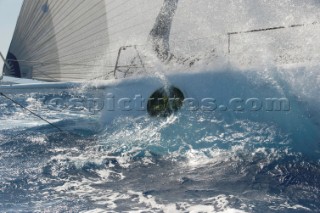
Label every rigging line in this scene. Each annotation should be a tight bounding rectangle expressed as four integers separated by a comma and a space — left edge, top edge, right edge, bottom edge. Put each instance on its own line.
0, 92, 65, 133
46, 57, 106, 67
6, 59, 108, 67
88, 66, 157, 82
36, 69, 98, 77
227, 21, 320, 53
13, 56, 155, 69
227, 21, 319, 35
6, 58, 121, 68
133, 21, 320, 46
43, 65, 153, 75
171, 22, 320, 43
0, 52, 10, 71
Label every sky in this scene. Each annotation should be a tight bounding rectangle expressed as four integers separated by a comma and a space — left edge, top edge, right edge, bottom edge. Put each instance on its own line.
0, 0, 22, 70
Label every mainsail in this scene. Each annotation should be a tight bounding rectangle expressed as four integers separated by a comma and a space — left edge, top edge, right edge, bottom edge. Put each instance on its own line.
4, 0, 109, 82
4, 0, 173, 82
5, 0, 317, 82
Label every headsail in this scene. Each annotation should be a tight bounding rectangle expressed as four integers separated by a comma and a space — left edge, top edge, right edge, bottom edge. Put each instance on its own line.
4, 0, 109, 82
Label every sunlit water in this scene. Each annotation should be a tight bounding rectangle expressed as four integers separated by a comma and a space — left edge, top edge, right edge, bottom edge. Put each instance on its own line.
0, 68, 319, 212
1, 0, 320, 212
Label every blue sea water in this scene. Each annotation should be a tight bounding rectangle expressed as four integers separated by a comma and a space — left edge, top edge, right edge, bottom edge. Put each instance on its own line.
0, 109, 319, 212
0, 66, 319, 212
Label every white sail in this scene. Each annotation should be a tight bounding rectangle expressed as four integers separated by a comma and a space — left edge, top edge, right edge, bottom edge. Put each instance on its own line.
4, 0, 173, 81
4, 0, 109, 82
5, 0, 320, 82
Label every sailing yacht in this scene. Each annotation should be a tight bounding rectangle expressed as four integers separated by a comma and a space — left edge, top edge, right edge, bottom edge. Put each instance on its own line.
0, 0, 319, 157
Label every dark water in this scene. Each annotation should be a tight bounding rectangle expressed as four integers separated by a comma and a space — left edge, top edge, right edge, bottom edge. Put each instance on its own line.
0, 111, 319, 213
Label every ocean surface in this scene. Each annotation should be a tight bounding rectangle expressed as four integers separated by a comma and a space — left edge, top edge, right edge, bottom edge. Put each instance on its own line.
0, 64, 319, 213
1, 1, 320, 212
